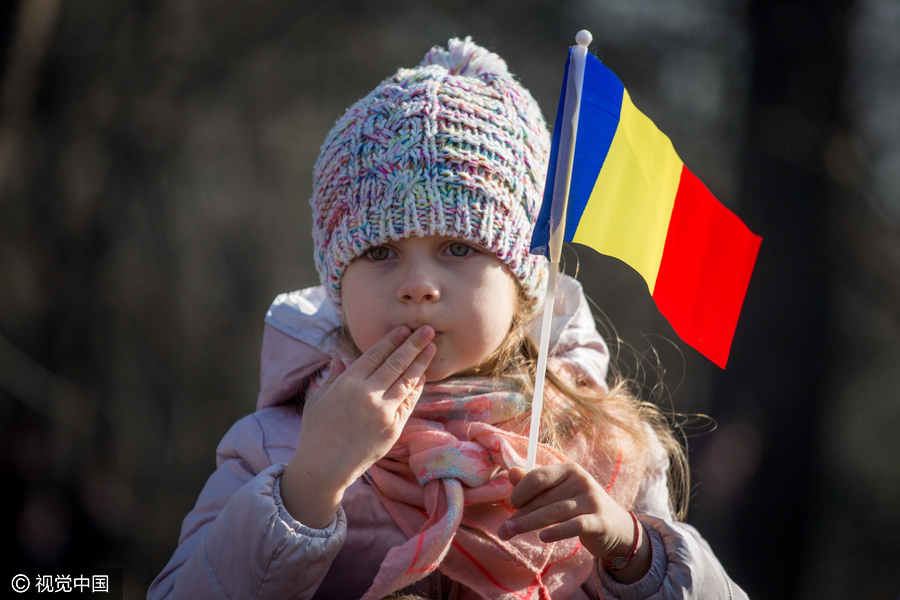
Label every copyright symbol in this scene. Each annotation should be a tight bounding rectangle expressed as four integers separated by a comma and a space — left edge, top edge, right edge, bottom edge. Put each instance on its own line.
11, 574, 30, 593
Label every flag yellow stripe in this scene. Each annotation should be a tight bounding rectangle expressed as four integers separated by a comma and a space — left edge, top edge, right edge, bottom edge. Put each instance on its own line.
571, 90, 684, 294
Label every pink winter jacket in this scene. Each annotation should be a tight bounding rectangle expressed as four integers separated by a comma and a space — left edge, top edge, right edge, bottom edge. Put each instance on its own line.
147, 276, 749, 600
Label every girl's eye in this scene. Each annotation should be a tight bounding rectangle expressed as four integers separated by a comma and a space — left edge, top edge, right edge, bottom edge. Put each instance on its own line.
447, 242, 472, 257
367, 246, 391, 260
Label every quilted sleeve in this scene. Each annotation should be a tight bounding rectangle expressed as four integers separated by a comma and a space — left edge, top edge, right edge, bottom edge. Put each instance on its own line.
147, 414, 346, 600
591, 434, 749, 600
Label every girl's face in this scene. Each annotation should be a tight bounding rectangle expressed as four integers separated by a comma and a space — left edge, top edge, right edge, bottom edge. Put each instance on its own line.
341, 235, 519, 382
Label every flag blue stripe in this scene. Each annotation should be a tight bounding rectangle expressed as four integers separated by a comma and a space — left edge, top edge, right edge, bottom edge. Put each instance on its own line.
529, 50, 571, 257
564, 55, 625, 242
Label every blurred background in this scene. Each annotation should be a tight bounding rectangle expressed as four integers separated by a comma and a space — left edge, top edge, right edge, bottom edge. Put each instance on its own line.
1, 0, 898, 598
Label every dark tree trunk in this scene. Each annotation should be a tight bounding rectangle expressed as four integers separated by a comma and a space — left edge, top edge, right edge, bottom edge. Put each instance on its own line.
700, 0, 851, 598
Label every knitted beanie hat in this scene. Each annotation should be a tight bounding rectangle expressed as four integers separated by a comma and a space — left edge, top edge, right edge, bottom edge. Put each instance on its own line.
311, 37, 551, 311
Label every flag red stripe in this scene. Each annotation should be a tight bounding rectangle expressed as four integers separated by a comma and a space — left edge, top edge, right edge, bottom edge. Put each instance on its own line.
652, 166, 761, 368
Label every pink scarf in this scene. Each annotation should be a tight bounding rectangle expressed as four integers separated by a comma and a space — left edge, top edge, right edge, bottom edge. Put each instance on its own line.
359, 376, 645, 600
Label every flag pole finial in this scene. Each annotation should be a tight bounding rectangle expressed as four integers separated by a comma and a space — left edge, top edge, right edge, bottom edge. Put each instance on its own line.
575, 29, 592, 47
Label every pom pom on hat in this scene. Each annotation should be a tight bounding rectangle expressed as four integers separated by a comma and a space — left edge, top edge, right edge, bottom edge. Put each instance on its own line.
420, 36, 510, 79
310, 38, 550, 312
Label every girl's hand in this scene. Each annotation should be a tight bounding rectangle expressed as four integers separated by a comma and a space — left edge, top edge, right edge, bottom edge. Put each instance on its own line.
497, 463, 652, 583
281, 325, 436, 528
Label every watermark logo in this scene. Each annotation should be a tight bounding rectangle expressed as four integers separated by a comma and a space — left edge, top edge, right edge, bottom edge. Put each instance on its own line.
11, 574, 30, 593
7, 571, 120, 597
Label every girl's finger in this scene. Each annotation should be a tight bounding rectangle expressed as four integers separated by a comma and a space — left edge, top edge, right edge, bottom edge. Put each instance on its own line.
506, 476, 583, 521
535, 515, 598, 544
498, 498, 583, 540
367, 325, 435, 388
394, 374, 426, 424
382, 342, 436, 403
508, 463, 573, 509
353, 326, 414, 377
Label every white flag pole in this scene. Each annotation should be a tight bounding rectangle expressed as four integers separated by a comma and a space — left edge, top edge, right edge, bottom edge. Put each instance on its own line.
525, 30, 592, 472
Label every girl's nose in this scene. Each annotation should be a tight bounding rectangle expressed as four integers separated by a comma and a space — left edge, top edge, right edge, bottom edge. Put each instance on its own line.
397, 264, 441, 303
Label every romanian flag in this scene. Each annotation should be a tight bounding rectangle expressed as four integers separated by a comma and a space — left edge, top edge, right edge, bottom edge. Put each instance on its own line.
531, 48, 762, 368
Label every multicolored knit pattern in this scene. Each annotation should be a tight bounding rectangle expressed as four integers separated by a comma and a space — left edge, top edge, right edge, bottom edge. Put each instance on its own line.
311, 37, 551, 311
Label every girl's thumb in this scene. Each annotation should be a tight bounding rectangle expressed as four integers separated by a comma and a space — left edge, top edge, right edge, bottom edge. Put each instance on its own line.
325, 358, 346, 381
305, 359, 345, 408
316, 358, 345, 393
508, 466, 527, 486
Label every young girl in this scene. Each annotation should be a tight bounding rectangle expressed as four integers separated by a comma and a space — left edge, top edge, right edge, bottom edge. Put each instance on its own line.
149, 38, 748, 600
